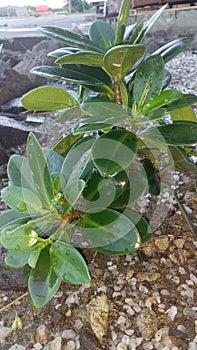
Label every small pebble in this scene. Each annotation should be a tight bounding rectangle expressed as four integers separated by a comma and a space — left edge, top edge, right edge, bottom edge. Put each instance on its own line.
62, 329, 76, 339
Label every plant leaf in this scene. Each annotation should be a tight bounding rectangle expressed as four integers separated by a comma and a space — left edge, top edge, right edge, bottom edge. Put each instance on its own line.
57, 106, 86, 122
28, 246, 61, 309
48, 47, 80, 58
166, 93, 197, 111
81, 96, 129, 118
170, 106, 197, 123
103, 44, 145, 79
50, 242, 90, 284
21, 86, 77, 111
133, 55, 165, 109
39, 25, 103, 53
92, 129, 137, 176
44, 149, 64, 179
1, 186, 45, 214
153, 36, 193, 63
26, 133, 54, 208
142, 90, 182, 114
142, 159, 160, 195
115, 0, 132, 45
0, 210, 28, 229
4, 247, 33, 268
81, 208, 141, 251
0, 223, 38, 250
89, 20, 115, 51
168, 146, 197, 174
142, 122, 197, 145
124, 209, 152, 243
56, 51, 104, 67
53, 133, 82, 157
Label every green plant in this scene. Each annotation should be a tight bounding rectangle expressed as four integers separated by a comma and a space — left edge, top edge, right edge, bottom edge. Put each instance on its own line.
0, 1, 197, 309
0, 43, 3, 59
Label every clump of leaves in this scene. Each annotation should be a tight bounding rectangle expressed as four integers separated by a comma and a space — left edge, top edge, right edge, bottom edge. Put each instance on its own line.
0, 0, 197, 309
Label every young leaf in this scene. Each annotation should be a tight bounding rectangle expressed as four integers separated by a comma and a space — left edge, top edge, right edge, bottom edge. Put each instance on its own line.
142, 90, 182, 114
28, 246, 61, 309
133, 55, 165, 110
1, 186, 45, 214
89, 20, 115, 51
92, 129, 137, 176
170, 106, 197, 123
39, 25, 104, 53
56, 51, 104, 67
115, 0, 132, 45
142, 122, 197, 145
21, 86, 77, 111
81, 208, 141, 250
26, 133, 54, 208
103, 44, 145, 79
50, 242, 90, 284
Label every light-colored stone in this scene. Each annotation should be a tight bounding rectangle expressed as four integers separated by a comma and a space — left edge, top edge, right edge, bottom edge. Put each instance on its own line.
155, 237, 169, 251
34, 324, 48, 344
87, 293, 109, 344
63, 340, 76, 350
136, 309, 158, 341
0, 326, 12, 343
43, 336, 62, 350
62, 329, 76, 339
8, 345, 26, 350
136, 272, 161, 282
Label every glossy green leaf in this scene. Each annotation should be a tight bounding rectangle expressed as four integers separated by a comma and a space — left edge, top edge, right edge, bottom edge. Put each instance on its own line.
28, 244, 43, 268
92, 129, 137, 176
162, 70, 172, 90
115, 0, 132, 45
0, 210, 28, 229
143, 4, 167, 37
44, 149, 64, 179
39, 25, 103, 53
4, 247, 33, 268
50, 242, 90, 284
89, 20, 115, 51
28, 246, 61, 309
0, 43, 3, 59
81, 96, 129, 118
48, 47, 80, 58
53, 133, 82, 157
31, 65, 113, 89
103, 44, 145, 79
133, 55, 165, 109
153, 36, 193, 63
1, 186, 45, 214
170, 106, 197, 123
81, 208, 141, 251
56, 51, 104, 66
135, 108, 166, 124
72, 120, 115, 134
168, 146, 197, 174
7, 155, 38, 195
142, 122, 197, 145
166, 93, 197, 111
27, 133, 54, 208
143, 90, 182, 114
57, 106, 86, 122
124, 209, 152, 243
60, 137, 94, 206
123, 23, 137, 41
0, 224, 38, 250
21, 86, 77, 111
142, 159, 160, 195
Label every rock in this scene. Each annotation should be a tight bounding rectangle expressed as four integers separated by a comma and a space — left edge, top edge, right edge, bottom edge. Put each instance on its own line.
43, 337, 62, 350
8, 345, 26, 350
0, 325, 12, 343
136, 272, 161, 282
117, 343, 128, 350
63, 340, 76, 350
0, 116, 28, 150
62, 329, 76, 339
34, 324, 48, 344
13, 40, 61, 86
0, 60, 34, 105
154, 237, 169, 251
87, 293, 109, 344
136, 308, 158, 341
